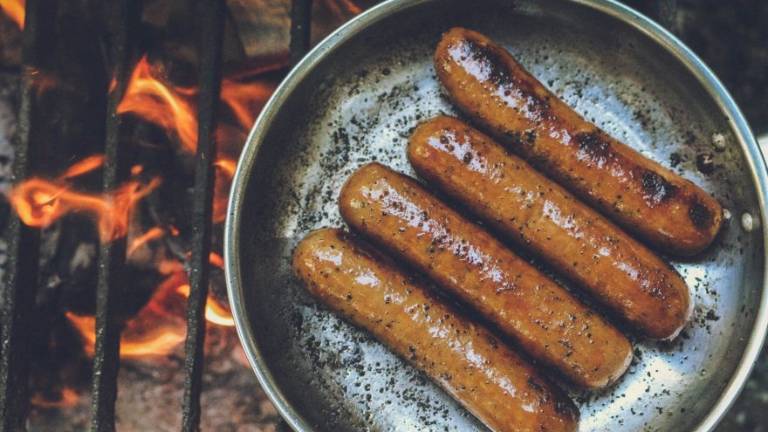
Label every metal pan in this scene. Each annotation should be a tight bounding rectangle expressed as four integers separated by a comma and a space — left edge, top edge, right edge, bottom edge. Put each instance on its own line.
224, 0, 768, 430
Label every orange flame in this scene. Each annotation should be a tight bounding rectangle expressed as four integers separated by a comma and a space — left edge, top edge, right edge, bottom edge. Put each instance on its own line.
220, 79, 275, 132
59, 154, 105, 180
24, 54, 277, 362
116, 58, 276, 224
66, 312, 187, 359
117, 58, 275, 152
117, 56, 198, 153
323, 0, 363, 17
0, 0, 24, 29
176, 284, 234, 327
213, 158, 237, 223
30, 388, 79, 409
214, 158, 236, 177
8, 177, 161, 243
127, 226, 165, 257
66, 272, 188, 358
66, 265, 234, 358
212, 158, 237, 223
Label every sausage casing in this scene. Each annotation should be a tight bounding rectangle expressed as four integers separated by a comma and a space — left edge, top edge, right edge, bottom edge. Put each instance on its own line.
293, 228, 579, 432
339, 163, 632, 389
434, 27, 723, 256
409, 116, 691, 340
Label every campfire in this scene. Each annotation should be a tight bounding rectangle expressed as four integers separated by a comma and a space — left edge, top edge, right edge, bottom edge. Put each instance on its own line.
0, 0, 372, 430
6, 36, 261, 359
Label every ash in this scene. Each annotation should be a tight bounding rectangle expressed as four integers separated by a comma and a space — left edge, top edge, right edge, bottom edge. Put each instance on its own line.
28, 328, 280, 431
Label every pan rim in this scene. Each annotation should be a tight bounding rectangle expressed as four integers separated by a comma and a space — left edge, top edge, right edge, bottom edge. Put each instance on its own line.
224, 1, 768, 431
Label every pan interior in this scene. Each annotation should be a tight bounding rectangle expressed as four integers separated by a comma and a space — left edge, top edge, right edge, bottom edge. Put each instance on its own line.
233, 0, 765, 430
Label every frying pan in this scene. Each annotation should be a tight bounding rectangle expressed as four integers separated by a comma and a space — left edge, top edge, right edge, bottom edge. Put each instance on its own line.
224, 0, 768, 430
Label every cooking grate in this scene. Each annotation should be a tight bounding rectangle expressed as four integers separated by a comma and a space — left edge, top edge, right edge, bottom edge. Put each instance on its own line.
0, 0, 314, 430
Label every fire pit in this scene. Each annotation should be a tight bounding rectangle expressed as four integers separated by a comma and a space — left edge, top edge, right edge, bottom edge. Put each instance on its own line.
1, 0, 767, 431
0, 0, 369, 430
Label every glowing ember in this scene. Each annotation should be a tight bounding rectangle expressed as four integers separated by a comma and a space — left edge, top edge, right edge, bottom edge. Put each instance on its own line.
0, 0, 24, 29
28, 68, 60, 97
30, 388, 79, 409
209, 252, 224, 269
130, 164, 144, 176
108, 76, 118, 94
8, 177, 161, 242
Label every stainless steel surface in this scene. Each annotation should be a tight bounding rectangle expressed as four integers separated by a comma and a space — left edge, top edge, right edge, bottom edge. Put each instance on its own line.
759, 133, 768, 155
225, 0, 768, 431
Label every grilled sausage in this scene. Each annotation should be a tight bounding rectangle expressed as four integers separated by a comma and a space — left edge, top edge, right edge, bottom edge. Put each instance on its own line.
339, 163, 632, 389
409, 116, 691, 340
293, 228, 579, 432
434, 27, 723, 256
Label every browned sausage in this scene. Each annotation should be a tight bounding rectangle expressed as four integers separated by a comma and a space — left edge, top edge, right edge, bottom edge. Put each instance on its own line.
293, 228, 579, 432
409, 116, 691, 340
434, 27, 723, 256
339, 163, 632, 389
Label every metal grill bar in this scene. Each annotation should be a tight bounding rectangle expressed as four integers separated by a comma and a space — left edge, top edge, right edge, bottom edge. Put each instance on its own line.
0, 0, 54, 429
89, 1, 140, 430
181, 0, 226, 430
289, 0, 313, 66
0, 0, 318, 430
